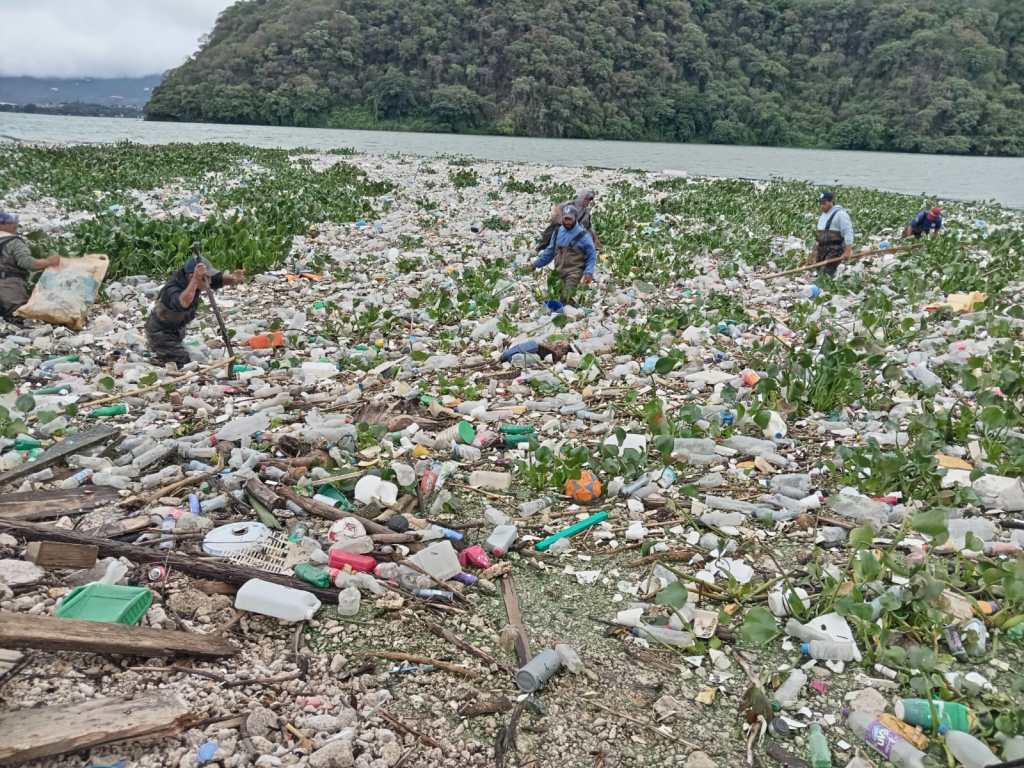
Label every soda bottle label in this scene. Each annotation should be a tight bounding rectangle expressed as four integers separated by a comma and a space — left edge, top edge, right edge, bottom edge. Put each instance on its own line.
863, 720, 899, 759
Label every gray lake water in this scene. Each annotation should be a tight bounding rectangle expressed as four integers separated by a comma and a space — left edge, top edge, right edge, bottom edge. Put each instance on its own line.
2, 112, 1022, 207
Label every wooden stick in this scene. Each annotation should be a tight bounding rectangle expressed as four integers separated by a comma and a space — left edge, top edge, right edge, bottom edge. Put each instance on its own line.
761, 244, 918, 280
82, 356, 237, 407
357, 650, 479, 679
276, 485, 390, 534
586, 699, 699, 749
127, 465, 221, 509
378, 710, 443, 750
499, 574, 530, 667
423, 619, 515, 675
204, 286, 236, 380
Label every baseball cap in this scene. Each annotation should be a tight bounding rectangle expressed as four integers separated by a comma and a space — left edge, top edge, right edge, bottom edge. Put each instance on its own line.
819, 192, 835, 203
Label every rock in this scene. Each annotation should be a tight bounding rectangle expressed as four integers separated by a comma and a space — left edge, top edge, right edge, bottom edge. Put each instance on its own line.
336, 707, 359, 728
686, 751, 718, 768
309, 739, 355, 768
299, 714, 341, 733
0, 559, 45, 586
379, 742, 402, 766
255, 757, 282, 768
845, 687, 887, 716
245, 706, 279, 738
0, 534, 18, 548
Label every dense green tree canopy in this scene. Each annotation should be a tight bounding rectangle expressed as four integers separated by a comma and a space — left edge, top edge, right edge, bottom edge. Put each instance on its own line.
146, 0, 1024, 156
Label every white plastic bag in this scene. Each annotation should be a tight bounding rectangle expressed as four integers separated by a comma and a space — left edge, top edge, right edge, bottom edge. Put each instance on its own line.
16, 254, 108, 330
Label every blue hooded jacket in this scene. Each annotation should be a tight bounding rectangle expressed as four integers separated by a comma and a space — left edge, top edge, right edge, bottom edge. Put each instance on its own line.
533, 223, 597, 276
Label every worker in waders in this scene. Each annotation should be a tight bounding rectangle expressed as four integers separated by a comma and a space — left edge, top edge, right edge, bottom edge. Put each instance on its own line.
809, 192, 854, 277
535, 189, 600, 253
531, 204, 597, 304
146, 255, 244, 367
0, 210, 60, 324
904, 207, 943, 238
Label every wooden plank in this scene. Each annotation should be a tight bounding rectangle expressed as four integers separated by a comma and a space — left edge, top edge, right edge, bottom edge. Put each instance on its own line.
25, 542, 98, 569
0, 519, 341, 603
0, 612, 236, 659
0, 487, 119, 521
499, 574, 531, 667
0, 426, 120, 487
0, 693, 191, 765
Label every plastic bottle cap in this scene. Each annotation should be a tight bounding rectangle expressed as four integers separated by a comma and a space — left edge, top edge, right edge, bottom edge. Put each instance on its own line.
492, 547, 505, 557
800, 642, 810, 654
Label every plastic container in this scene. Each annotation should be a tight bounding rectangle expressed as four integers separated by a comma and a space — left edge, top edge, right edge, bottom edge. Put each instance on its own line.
485, 525, 518, 556
807, 723, 831, 768
468, 470, 512, 491
894, 699, 976, 733
516, 648, 563, 692
407, 540, 461, 581
763, 411, 787, 440
846, 710, 927, 768
337, 586, 361, 617
55, 583, 153, 625
294, 563, 332, 588
944, 731, 1000, 768
235, 579, 321, 622
327, 549, 377, 573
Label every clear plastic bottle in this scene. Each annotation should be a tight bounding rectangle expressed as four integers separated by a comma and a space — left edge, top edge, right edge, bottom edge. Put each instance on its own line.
944, 731, 1000, 768
631, 625, 694, 648
519, 497, 554, 517
763, 411, 787, 440
846, 710, 927, 768
485, 525, 518, 556
59, 468, 93, 489
801, 640, 861, 661
772, 669, 807, 709
337, 586, 361, 617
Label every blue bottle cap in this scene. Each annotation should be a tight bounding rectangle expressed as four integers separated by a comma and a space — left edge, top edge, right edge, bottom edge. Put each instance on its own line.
801, 642, 810, 655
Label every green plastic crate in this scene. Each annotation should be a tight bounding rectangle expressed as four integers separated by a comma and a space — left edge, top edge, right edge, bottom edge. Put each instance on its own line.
55, 583, 153, 625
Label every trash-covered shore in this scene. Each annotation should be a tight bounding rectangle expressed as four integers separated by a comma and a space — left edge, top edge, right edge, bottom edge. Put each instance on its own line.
1, 142, 1024, 768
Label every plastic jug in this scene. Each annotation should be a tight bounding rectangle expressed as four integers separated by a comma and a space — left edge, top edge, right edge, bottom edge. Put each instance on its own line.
235, 579, 321, 622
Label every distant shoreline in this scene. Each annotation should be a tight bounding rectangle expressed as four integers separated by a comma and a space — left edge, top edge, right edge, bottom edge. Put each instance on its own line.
0, 103, 142, 119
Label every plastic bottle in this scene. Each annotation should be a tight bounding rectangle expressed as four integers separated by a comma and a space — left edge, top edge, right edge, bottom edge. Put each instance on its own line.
519, 497, 553, 517
92, 471, 131, 490
13, 436, 41, 451
1001, 734, 1024, 761
846, 710, 927, 768
59, 468, 93, 489
894, 699, 976, 733
485, 525, 518, 556
801, 640, 860, 661
235, 579, 321, 622
802, 284, 822, 299
89, 404, 127, 418
337, 586, 361, 617
214, 412, 270, 443
772, 669, 807, 709
763, 411, 787, 440
807, 724, 832, 768
631, 625, 694, 648
294, 563, 332, 589
468, 470, 512, 491
944, 731, 1000, 768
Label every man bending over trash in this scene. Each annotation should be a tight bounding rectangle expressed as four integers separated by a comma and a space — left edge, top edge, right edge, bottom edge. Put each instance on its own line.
0, 210, 60, 323
531, 204, 597, 304
146, 255, 244, 367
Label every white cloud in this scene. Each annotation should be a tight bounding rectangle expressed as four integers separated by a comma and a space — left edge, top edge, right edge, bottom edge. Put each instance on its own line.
0, 0, 236, 78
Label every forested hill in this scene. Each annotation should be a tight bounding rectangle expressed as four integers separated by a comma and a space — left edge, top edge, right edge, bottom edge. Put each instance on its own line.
145, 0, 1024, 156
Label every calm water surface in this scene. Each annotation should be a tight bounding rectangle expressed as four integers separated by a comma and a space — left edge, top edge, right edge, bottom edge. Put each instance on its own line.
2, 112, 1022, 207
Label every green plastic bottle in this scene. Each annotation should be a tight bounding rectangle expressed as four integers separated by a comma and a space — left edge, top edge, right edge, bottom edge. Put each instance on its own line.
32, 384, 71, 396
89, 404, 127, 418
895, 698, 976, 733
13, 436, 41, 451
499, 424, 535, 435
807, 724, 832, 768
293, 563, 331, 589
231, 364, 258, 373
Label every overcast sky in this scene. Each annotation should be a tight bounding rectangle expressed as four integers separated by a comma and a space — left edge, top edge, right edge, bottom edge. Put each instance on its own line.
0, 0, 236, 79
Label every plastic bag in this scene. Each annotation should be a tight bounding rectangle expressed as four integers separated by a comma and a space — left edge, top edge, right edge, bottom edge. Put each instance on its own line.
16, 253, 109, 330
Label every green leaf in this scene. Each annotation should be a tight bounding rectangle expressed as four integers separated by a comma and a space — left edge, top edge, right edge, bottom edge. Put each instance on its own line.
655, 582, 689, 609
849, 525, 875, 550
410, 350, 428, 362
35, 410, 57, 425
911, 508, 949, 538
139, 372, 158, 387
981, 405, 1007, 431
654, 434, 674, 461
99, 376, 115, 392
908, 645, 937, 672
0, 375, 13, 395
753, 410, 770, 429
14, 394, 35, 414
737, 607, 780, 647
654, 356, 677, 375
853, 551, 881, 583
878, 645, 907, 667
964, 531, 985, 553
